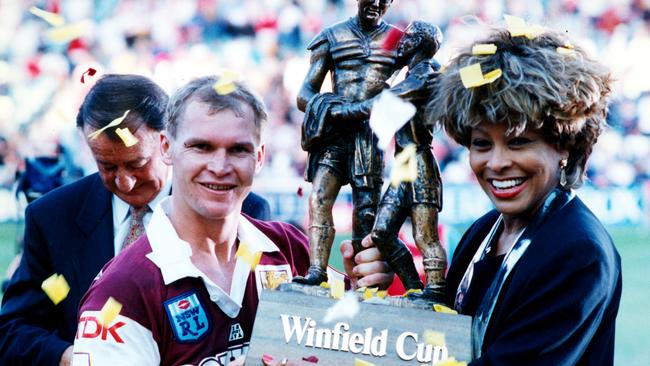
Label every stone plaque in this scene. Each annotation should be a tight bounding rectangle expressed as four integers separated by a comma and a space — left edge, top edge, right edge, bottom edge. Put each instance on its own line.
248, 288, 472, 365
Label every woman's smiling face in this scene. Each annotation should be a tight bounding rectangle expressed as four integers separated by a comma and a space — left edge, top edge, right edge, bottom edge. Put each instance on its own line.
469, 123, 568, 220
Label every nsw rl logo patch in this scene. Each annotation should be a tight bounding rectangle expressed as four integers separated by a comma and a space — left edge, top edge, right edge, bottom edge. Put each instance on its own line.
164, 291, 211, 343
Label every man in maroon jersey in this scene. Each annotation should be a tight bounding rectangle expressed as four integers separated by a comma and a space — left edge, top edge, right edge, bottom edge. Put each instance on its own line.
72, 76, 391, 365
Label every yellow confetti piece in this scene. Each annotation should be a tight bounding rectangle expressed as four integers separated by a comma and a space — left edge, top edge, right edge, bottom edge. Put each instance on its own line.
331, 279, 345, 300
363, 287, 378, 300
41, 273, 70, 305
214, 82, 236, 95
376, 290, 387, 299
355, 286, 367, 293
423, 329, 446, 347
459, 63, 502, 89
564, 41, 574, 49
319, 281, 330, 289
556, 47, 575, 55
390, 144, 417, 187
434, 357, 467, 366
403, 288, 422, 297
87, 110, 130, 140
29, 6, 65, 27
236, 242, 262, 270
46, 20, 91, 43
354, 358, 376, 366
472, 43, 497, 55
213, 70, 240, 95
504, 14, 544, 39
98, 297, 122, 327
433, 304, 458, 314
115, 127, 139, 147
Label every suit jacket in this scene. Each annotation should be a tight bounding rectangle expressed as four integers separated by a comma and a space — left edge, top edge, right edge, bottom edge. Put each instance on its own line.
0, 173, 271, 365
445, 197, 622, 366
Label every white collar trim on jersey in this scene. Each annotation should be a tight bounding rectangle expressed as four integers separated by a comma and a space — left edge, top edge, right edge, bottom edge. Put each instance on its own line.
145, 197, 279, 318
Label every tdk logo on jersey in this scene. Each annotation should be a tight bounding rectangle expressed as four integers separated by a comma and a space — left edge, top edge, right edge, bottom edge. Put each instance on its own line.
164, 291, 211, 343
229, 323, 245, 341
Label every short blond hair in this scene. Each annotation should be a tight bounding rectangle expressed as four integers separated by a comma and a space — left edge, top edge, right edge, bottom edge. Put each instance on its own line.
427, 29, 612, 188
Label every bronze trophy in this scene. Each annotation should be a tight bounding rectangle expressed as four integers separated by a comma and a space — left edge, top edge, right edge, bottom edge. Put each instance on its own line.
293, 0, 406, 286
248, 4, 471, 364
369, 21, 447, 302
293, 0, 446, 304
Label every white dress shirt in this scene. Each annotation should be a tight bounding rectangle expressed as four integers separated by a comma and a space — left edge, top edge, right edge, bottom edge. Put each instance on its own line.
111, 179, 172, 256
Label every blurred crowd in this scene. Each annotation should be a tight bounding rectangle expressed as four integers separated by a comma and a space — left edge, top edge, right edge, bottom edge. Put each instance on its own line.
1, 0, 649, 198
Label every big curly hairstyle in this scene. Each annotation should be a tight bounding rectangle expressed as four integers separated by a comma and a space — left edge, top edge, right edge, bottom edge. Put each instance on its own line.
426, 28, 612, 189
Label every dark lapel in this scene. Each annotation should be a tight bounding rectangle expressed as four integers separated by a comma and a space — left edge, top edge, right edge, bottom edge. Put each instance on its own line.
73, 173, 114, 286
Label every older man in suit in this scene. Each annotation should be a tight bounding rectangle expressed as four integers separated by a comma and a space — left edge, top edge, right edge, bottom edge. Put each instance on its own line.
0, 74, 270, 366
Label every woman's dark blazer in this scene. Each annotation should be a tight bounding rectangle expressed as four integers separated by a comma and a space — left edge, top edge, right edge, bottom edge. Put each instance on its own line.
445, 196, 622, 365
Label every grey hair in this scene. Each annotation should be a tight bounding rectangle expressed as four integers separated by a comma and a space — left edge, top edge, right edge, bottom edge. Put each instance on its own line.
426, 29, 612, 189
166, 76, 267, 142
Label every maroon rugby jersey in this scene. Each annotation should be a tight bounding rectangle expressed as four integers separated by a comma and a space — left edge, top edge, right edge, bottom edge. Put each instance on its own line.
72, 202, 313, 366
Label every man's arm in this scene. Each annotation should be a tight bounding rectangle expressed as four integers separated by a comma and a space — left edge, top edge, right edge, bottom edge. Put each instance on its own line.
328, 61, 438, 121
0, 205, 72, 365
72, 271, 160, 366
297, 38, 331, 112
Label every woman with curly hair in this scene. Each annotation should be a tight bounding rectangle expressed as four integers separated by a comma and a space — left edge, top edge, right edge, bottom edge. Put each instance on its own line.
427, 27, 622, 365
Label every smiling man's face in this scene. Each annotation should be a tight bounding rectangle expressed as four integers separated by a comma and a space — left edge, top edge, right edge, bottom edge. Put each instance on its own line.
161, 100, 264, 223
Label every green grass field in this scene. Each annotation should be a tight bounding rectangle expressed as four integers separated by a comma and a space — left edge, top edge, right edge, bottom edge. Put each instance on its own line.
0, 222, 647, 364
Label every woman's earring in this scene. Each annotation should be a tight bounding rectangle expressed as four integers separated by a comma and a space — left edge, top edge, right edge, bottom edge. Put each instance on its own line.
559, 159, 568, 187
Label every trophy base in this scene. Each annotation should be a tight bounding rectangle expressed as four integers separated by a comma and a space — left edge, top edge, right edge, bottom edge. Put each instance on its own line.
248, 285, 472, 365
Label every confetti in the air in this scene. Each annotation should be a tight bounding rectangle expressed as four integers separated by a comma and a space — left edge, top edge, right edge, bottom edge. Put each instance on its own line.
390, 144, 417, 187
46, 21, 91, 43
459, 63, 502, 89
355, 358, 376, 366
556, 47, 575, 55
80, 67, 96, 83
382, 27, 404, 51
87, 110, 130, 140
403, 288, 422, 297
213, 70, 239, 95
115, 127, 139, 147
236, 242, 262, 270
504, 14, 544, 39
41, 273, 70, 305
297, 186, 303, 197
369, 90, 416, 150
29, 6, 65, 27
376, 290, 387, 299
323, 292, 359, 323
435, 357, 467, 366
330, 278, 345, 300
363, 287, 378, 300
433, 303, 458, 314
423, 329, 446, 347
302, 356, 319, 363
262, 354, 275, 365
98, 297, 122, 327
472, 43, 497, 55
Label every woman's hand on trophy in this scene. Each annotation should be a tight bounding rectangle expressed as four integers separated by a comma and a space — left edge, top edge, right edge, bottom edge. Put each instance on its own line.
340, 236, 394, 290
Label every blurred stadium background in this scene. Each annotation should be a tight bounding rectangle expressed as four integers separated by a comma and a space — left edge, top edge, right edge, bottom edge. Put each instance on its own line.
0, 0, 648, 364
